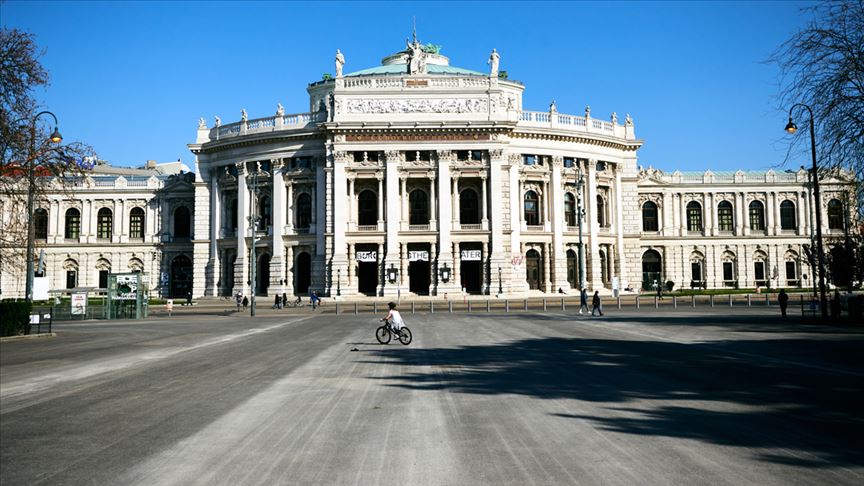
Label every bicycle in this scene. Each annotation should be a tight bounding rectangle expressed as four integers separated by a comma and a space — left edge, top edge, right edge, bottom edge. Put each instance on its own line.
376, 321, 412, 345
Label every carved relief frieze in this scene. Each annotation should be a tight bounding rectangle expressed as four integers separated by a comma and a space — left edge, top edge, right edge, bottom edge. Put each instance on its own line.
507, 153, 521, 165
344, 98, 489, 114
489, 148, 505, 160
522, 182, 543, 195
333, 151, 351, 164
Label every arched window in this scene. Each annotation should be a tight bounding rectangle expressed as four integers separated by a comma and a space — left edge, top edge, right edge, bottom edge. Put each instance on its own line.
409, 189, 429, 225
749, 201, 765, 231
827, 199, 844, 230
596, 195, 606, 226
524, 191, 539, 226
65, 208, 81, 239
34, 208, 48, 240
566, 249, 578, 288
642, 201, 658, 232
717, 201, 734, 232
97, 208, 113, 240
564, 193, 576, 227
642, 249, 662, 290
129, 207, 145, 239
460, 189, 480, 225
174, 206, 191, 238
686, 201, 703, 232
296, 193, 312, 229
258, 196, 271, 230
780, 200, 796, 230
358, 190, 377, 226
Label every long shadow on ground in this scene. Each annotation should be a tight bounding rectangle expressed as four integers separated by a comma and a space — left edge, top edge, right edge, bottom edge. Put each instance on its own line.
362, 333, 864, 468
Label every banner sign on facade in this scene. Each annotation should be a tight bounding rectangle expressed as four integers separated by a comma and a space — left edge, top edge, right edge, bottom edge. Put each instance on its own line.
461, 250, 482, 261
356, 251, 377, 262
408, 251, 429, 262
115, 274, 139, 300
71, 293, 87, 315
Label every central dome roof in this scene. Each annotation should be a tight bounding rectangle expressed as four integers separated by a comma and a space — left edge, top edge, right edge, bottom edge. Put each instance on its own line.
344, 46, 484, 77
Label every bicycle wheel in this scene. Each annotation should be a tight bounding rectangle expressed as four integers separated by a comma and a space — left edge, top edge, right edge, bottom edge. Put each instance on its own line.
375, 326, 391, 344
398, 326, 412, 345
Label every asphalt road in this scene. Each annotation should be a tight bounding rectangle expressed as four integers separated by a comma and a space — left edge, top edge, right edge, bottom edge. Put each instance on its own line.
2, 309, 863, 485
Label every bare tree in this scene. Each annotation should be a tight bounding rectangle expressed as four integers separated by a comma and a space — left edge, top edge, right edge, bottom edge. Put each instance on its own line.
0, 28, 94, 277
771, 1, 864, 190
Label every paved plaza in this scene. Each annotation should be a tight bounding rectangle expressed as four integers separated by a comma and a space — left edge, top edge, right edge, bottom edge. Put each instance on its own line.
2, 309, 863, 485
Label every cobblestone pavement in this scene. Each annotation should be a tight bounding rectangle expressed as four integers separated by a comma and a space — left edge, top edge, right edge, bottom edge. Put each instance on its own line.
2, 309, 863, 485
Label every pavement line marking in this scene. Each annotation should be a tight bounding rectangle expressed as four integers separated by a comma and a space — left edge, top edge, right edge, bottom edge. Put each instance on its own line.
0, 316, 315, 404
545, 312, 864, 378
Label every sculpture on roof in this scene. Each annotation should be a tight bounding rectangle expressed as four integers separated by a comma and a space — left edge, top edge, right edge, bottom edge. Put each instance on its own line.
406, 38, 427, 75
549, 100, 557, 113
198, 117, 206, 129
335, 49, 345, 78
214, 115, 221, 127
240, 109, 248, 122
276, 102, 285, 116
625, 113, 633, 126
488, 48, 500, 77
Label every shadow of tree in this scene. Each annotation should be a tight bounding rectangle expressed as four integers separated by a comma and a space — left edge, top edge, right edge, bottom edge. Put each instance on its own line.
362, 335, 864, 467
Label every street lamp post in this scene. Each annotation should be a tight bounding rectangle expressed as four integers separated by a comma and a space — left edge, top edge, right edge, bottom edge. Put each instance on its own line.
786, 104, 828, 318
247, 167, 267, 317
25, 111, 63, 303
497, 266, 502, 296
336, 268, 341, 296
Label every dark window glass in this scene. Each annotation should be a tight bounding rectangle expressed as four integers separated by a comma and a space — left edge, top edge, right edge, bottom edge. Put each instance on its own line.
409, 190, 429, 225
258, 196, 271, 230
723, 261, 734, 281
34, 208, 48, 239
780, 200, 796, 230
717, 201, 734, 231
358, 190, 377, 226
460, 189, 480, 225
565, 193, 576, 226
642, 201, 658, 231
524, 191, 539, 226
786, 261, 797, 280
231, 199, 238, 229
596, 195, 606, 226
563, 157, 575, 168
99, 270, 109, 289
522, 155, 536, 166
827, 199, 843, 229
691, 262, 703, 282
749, 201, 765, 231
296, 193, 312, 229
174, 206, 191, 238
65, 208, 80, 239
97, 208, 113, 239
641, 250, 662, 290
754, 261, 766, 281
66, 270, 77, 289
687, 201, 703, 232
129, 207, 145, 239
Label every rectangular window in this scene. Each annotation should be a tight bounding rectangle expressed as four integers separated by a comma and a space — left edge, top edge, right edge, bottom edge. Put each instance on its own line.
723, 262, 734, 281
66, 270, 77, 289
785, 261, 797, 280
99, 270, 109, 289
691, 262, 702, 282
471, 150, 483, 161
522, 154, 536, 166
754, 261, 766, 281
563, 157, 575, 168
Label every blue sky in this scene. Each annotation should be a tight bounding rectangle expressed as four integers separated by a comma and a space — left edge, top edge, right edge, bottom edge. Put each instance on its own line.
3, 0, 815, 172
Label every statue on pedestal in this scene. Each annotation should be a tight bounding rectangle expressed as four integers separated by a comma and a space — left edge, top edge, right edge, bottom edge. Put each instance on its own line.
488, 48, 500, 77
276, 102, 285, 116
335, 49, 345, 78
241, 109, 248, 122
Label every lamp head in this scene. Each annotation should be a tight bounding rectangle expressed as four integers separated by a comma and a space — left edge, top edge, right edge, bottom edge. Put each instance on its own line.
784, 118, 798, 134
49, 127, 63, 143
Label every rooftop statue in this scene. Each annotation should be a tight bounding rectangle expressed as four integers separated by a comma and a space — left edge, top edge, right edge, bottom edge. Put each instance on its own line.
406, 38, 427, 75
214, 115, 221, 127
276, 102, 285, 116
488, 48, 499, 77
241, 109, 248, 122
198, 117, 206, 129
335, 49, 345, 78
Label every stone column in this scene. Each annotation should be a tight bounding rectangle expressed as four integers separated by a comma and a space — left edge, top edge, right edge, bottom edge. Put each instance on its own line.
209, 170, 221, 295
614, 168, 627, 291
488, 151, 507, 295
234, 162, 249, 296
384, 151, 403, 296
346, 244, 354, 291
436, 152, 458, 295
400, 174, 408, 230
773, 192, 782, 235
586, 160, 602, 289
766, 192, 775, 235
429, 172, 437, 231
285, 245, 294, 296
704, 192, 713, 236
377, 173, 384, 229
741, 193, 750, 235
376, 242, 384, 296
117, 199, 126, 243
509, 160, 527, 293
482, 240, 490, 294
481, 175, 488, 228
347, 175, 356, 230
270, 159, 286, 295
451, 175, 460, 229
550, 157, 568, 291
797, 191, 807, 236
430, 242, 437, 295
544, 242, 552, 292
285, 180, 294, 232
400, 243, 407, 289
679, 193, 687, 236
453, 242, 462, 292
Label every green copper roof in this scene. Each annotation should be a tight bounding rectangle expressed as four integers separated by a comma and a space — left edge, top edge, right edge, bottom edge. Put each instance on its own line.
345, 64, 484, 77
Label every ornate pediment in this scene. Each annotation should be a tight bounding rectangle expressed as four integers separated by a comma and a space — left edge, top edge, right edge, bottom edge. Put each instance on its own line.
637, 166, 666, 184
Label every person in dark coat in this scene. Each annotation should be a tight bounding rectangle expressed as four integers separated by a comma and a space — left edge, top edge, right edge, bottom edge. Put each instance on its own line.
591, 290, 603, 316
579, 288, 589, 315
778, 289, 789, 319
242, 296, 249, 309
282, 293, 288, 309
273, 294, 281, 309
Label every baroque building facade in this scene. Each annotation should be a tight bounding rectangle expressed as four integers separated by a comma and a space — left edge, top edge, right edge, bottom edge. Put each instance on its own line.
1, 41, 855, 300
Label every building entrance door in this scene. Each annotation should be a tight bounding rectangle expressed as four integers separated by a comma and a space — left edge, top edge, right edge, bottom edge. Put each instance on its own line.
357, 262, 378, 295
409, 261, 430, 295
170, 255, 193, 298
461, 261, 482, 294
295, 252, 311, 295
526, 250, 541, 290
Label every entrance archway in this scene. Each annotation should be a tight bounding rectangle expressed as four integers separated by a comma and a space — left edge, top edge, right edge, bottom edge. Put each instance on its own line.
295, 252, 311, 295
642, 249, 662, 290
257, 254, 270, 295
567, 249, 578, 289
223, 254, 236, 296
526, 249, 541, 290
409, 260, 430, 294
170, 255, 193, 298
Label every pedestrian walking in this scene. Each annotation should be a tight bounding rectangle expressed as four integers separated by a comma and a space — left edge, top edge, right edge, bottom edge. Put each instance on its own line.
591, 290, 604, 316
235, 292, 242, 312
310, 291, 318, 310
242, 296, 249, 310
282, 292, 288, 309
656, 284, 662, 300
273, 294, 281, 309
778, 289, 789, 319
186, 290, 193, 306
579, 288, 589, 315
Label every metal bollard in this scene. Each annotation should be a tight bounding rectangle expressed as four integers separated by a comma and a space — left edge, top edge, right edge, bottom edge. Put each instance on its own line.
543, 299, 547, 311
373, 301, 377, 313
336, 303, 340, 315
412, 302, 415, 314
468, 301, 472, 313
431, 301, 434, 314
636, 296, 640, 309
354, 302, 358, 314
748, 294, 751, 307
673, 295, 677, 309
505, 300, 509, 313
729, 294, 733, 307
524, 299, 528, 311
561, 298, 565, 311
766, 293, 770, 306
655, 296, 659, 308
449, 301, 453, 313
710, 295, 715, 307
486, 300, 490, 312
617, 296, 621, 309
692, 295, 696, 308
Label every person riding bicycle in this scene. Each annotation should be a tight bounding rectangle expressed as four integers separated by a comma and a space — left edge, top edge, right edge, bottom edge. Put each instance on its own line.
380, 302, 404, 334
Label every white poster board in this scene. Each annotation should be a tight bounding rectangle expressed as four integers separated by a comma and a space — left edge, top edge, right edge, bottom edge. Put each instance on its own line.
33, 277, 49, 301
71, 293, 87, 315
356, 251, 377, 262
461, 250, 482, 261
408, 251, 429, 262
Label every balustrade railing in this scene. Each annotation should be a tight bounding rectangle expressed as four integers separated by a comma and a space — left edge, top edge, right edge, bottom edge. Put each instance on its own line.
356, 225, 379, 232
210, 112, 324, 142
408, 224, 430, 231
526, 225, 545, 232
458, 223, 483, 231
519, 110, 619, 136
